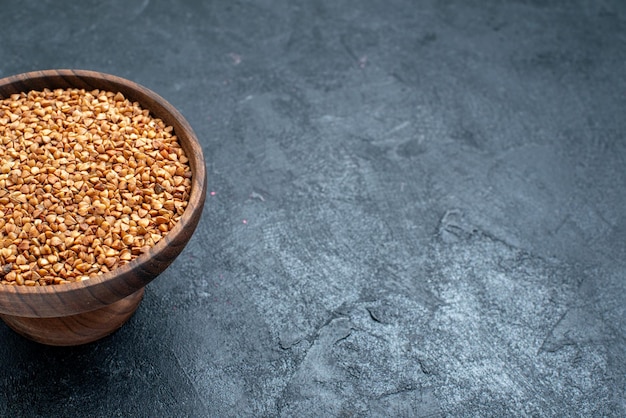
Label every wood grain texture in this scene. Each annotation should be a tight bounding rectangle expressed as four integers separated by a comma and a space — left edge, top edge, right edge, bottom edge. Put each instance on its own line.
0, 70, 206, 329
0, 288, 144, 346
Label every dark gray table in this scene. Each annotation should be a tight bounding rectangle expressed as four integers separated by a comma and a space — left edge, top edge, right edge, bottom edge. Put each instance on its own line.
1, 1, 624, 416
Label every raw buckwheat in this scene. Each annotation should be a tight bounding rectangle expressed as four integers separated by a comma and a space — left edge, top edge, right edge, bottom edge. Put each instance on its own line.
0, 88, 192, 285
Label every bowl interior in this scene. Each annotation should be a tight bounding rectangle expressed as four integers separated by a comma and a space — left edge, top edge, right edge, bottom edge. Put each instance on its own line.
0, 70, 206, 317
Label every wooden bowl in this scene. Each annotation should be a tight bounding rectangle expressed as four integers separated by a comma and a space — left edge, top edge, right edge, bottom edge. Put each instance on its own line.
0, 70, 206, 346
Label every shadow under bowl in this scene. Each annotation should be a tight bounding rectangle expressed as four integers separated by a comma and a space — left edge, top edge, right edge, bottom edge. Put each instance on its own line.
0, 69, 207, 346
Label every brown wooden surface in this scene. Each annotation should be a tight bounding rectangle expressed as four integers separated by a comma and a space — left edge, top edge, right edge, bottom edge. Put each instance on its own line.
0, 288, 144, 346
0, 70, 207, 320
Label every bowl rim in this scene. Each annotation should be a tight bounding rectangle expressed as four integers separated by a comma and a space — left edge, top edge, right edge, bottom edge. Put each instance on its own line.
0, 69, 206, 306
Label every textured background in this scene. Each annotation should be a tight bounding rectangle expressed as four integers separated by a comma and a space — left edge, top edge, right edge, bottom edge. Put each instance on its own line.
0, 0, 625, 416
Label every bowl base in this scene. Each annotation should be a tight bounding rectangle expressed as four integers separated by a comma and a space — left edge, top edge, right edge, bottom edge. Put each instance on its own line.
0, 288, 144, 346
